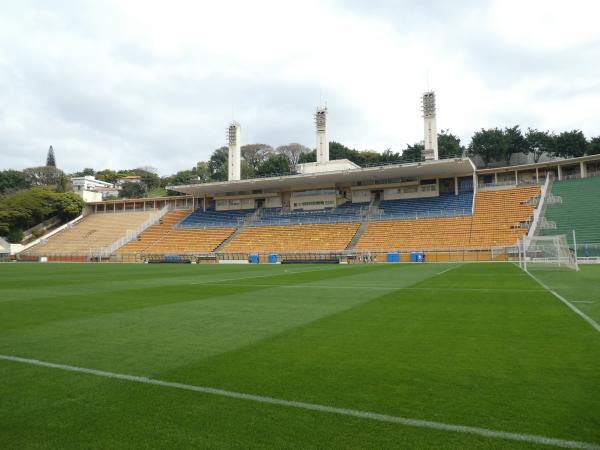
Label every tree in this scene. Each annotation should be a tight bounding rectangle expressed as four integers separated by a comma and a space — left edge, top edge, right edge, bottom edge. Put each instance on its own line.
46, 145, 56, 167
554, 130, 588, 158
588, 136, 600, 155
402, 143, 424, 162
241, 144, 273, 173
134, 168, 160, 190
55, 172, 70, 193
208, 147, 229, 181
379, 148, 402, 164
162, 170, 196, 187
468, 128, 506, 167
71, 168, 95, 177
55, 193, 85, 220
525, 128, 555, 163
119, 182, 146, 199
194, 161, 211, 183
298, 149, 316, 163
22, 166, 63, 186
438, 130, 464, 159
502, 125, 527, 165
276, 143, 310, 167
256, 154, 291, 177
95, 169, 119, 184
0, 170, 30, 195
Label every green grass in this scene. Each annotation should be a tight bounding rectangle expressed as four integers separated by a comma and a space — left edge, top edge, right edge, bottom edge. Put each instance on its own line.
530, 264, 600, 323
0, 262, 599, 449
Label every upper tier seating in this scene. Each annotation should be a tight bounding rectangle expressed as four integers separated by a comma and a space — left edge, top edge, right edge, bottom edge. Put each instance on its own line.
222, 223, 361, 253
468, 185, 539, 248
24, 211, 154, 255
375, 192, 473, 220
253, 201, 364, 226
178, 209, 253, 228
355, 186, 539, 251
540, 176, 600, 244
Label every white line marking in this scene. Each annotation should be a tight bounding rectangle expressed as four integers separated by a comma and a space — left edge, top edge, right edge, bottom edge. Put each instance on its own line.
571, 301, 595, 304
436, 264, 461, 276
0, 355, 597, 450
524, 270, 600, 334
199, 283, 544, 292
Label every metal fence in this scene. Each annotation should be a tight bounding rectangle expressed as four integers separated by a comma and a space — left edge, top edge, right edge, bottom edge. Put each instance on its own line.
15, 246, 520, 264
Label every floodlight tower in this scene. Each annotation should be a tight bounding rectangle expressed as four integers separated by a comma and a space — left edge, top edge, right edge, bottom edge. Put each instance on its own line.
315, 107, 329, 163
422, 91, 438, 160
228, 121, 241, 181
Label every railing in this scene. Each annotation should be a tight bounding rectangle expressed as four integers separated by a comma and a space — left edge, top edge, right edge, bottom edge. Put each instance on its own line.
18, 214, 85, 254
370, 208, 472, 222
478, 180, 540, 191
101, 204, 172, 255
527, 174, 552, 237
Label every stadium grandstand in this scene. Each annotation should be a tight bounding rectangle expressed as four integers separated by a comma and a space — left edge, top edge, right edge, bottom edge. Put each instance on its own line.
17, 152, 600, 264
14, 105, 600, 265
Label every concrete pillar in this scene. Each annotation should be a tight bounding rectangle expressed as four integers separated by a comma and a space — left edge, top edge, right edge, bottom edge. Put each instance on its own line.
228, 122, 241, 181
580, 161, 586, 178
494, 172, 498, 184
515, 170, 518, 185
422, 91, 438, 160
454, 176, 458, 195
535, 167, 539, 183
557, 165, 563, 180
315, 107, 329, 163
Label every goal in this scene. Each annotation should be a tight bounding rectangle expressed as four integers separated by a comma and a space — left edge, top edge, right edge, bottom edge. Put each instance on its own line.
518, 235, 579, 271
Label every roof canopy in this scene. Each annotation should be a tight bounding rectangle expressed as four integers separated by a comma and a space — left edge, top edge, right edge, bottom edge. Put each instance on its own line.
168, 158, 476, 197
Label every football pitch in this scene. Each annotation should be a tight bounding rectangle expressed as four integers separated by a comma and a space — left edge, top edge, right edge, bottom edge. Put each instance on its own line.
1, 262, 599, 449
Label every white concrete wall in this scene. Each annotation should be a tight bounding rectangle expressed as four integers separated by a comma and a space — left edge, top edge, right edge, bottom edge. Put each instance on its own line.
383, 184, 438, 201
215, 198, 255, 210
265, 196, 282, 208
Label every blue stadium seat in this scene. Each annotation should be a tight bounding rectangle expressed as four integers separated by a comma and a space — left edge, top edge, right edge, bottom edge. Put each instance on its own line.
375, 192, 473, 221
178, 209, 253, 228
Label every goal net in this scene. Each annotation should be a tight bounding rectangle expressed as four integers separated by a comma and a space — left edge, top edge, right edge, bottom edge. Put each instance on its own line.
519, 235, 579, 271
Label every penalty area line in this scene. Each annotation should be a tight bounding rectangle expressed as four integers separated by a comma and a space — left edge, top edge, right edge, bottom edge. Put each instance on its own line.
524, 270, 600, 334
0, 354, 599, 450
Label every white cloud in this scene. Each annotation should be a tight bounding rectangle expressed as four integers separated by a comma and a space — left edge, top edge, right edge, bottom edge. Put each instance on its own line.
0, 0, 599, 174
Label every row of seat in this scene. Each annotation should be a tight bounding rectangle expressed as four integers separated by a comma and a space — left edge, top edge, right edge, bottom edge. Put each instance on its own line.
222, 223, 361, 253
540, 176, 600, 244
355, 186, 539, 251
24, 211, 155, 255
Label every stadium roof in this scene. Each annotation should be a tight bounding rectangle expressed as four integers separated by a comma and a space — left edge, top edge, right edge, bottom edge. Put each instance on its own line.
168, 157, 476, 197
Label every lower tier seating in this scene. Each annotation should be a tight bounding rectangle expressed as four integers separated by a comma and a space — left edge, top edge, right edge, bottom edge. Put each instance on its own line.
116, 209, 234, 254
355, 186, 539, 251
24, 211, 154, 255
540, 176, 600, 244
117, 209, 192, 253
139, 227, 235, 254
222, 223, 360, 253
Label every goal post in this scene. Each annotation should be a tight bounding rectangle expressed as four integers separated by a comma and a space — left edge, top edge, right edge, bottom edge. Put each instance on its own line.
519, 234, 579, 271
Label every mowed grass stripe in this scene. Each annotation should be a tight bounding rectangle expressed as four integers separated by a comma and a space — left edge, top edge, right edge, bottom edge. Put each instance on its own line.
1, 263, 599, 449
1, 354, 599, 450
159, 263, 600, 443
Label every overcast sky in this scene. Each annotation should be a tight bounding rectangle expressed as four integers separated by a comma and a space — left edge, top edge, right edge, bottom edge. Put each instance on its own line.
1, 0, 599, 175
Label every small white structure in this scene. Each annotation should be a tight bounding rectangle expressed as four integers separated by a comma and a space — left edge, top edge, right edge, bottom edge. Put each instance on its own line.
296, 159, 360, 174
72, 176, 114, 192
228, 121, 241, 181
422, 91, 438, 161
315, 107, 329, 163
71, 176, 120, 201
